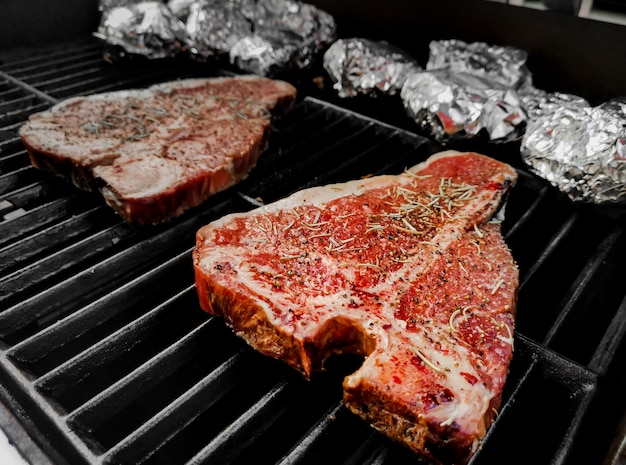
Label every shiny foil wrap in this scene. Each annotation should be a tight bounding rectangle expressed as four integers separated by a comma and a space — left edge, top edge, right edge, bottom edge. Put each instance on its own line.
401, 69, 527, 143
95, 1, 187, 59
427, 39, 532, 91
519, 87, 589, 121
183, 0, 336, 75
521, 98, 626, 204
323, 38, 422, 98
96, 0, 335, 76
183, 0, 255, 59
167, 0, 197, 20
252, 0, 336, 70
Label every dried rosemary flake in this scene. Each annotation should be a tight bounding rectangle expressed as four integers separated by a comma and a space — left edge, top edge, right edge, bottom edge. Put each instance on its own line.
449, 308, 462, 332
411, 347, 444, 373
356, 263, 383, 271
281, 219, 296, 231
459, 261, 469, 276
280, 254, 306, 261
82, 123, 101, 135
491, 278, 505, 295
439, 410, 457, 427
401, 218, 417, 231
392, 224, 424, 236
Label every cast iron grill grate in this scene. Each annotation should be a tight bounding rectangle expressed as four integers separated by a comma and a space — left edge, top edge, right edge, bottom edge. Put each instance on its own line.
0, 38, 625, 465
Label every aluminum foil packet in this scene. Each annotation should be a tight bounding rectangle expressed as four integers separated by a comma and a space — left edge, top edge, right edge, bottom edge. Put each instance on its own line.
95, 1, 188, 59
96, 0, 335, 76
323, 38, 422, 98
167, 0, 197, 20
521, 98, 626, 204
427, 39, 532, 91
183, 0, 336, 75
401, 69, 527, 143
519, 87, 589, 121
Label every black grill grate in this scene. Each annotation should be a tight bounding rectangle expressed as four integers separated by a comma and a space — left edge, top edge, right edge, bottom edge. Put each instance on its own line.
1, 38, 625, 465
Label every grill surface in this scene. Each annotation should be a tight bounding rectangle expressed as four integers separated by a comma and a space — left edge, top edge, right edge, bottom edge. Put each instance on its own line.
1, 38, 626, 465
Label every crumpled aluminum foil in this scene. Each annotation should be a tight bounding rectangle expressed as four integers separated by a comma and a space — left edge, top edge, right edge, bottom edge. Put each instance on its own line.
167, 0, 197, 20
427, 39, 532, 91
322, 38, 422, 98
183, 0, 255, 59
220, 0, 336, 76
400, 69, 527, 143
398, 39, 530, 143
521, 97, 626, 204
252, 0, 336, 71
96, 0, 335, 76
519, 87, 589, 121
229, 35, 297, 77
95, 1, 188, 59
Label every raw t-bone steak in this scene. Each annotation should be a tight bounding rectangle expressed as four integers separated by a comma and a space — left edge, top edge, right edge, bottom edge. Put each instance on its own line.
19, 76, 297, 224
193, 151, 518, 464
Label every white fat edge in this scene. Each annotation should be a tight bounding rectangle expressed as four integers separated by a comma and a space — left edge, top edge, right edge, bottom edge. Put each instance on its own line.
403, 324, 494, 433
203, 172, 404, 232
47, 88, 153, 114
198, 250, 290, 330
94, 156, 183, 199
208, 247, 391, 350
100, 186, 122, 208
202, 152, 481, 232
20, 122, 122, 160
149, 76, 265, 95
226, 252, 357, 332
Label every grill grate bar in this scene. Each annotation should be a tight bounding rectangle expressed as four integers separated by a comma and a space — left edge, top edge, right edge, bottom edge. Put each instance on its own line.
276, 401, 345, 465
341, 432, 389, 465
185, 378, 293, 465
0, 97, 47, 122
472, 335, 597, 464
0, 71, 59, 105
0, 188, 238, 345
64, 315, 225, 450
503, 184, 551, 240
590, 293, 626, 376
0, 41, 101, 73
473, 338, 537, 449
0, 205, 110, 276
0, 149, 31, 173
0, 166, 43, 197
34, 285, 205, 413
7, 249, 196, 375
544, 224, 626, 362
0, 220, 129, 313
0, 193, 101, 250
15, 57, 106, 86
519, 213, 579, 289
104, 350, 248, 465
0, 113, 36, 135
239, 102, 434, 206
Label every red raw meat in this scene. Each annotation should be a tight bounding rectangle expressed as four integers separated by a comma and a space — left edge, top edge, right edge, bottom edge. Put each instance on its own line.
193, 150, 518, 464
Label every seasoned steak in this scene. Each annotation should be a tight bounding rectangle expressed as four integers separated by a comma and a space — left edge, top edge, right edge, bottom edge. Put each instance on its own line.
193, 151, 518, 464
19, 76, 297, 224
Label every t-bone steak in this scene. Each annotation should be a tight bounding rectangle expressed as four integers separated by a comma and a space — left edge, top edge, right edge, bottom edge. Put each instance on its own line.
19, 75, 297, 224
193, 151, 519, 464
